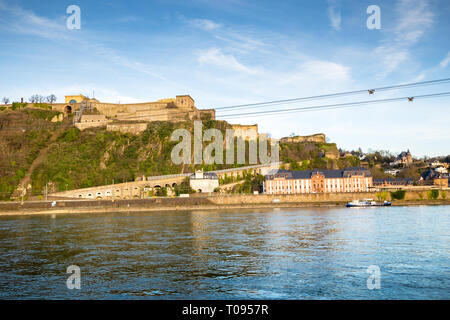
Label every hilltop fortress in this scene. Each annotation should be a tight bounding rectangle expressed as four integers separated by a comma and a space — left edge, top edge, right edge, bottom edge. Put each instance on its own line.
56, 94, 216, 123
1, 94, 326, 142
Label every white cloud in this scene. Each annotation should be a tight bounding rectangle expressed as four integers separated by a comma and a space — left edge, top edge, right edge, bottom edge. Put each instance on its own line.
189, 18, 222, 31
197, 48, 260, 74
0, 0, 68, 40
373, 46, 409, 77
301, 60, 350, 81
279, 60, 351, 85
394, 0, 434, 45
440, 52, 450, 68
327, 2, 341, 31
372, 0, 433, 78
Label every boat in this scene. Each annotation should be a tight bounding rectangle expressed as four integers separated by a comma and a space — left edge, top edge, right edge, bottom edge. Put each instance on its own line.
346, 199, 392, 207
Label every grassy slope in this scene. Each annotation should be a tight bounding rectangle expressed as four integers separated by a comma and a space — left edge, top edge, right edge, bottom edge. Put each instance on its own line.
0, 108, 62, 200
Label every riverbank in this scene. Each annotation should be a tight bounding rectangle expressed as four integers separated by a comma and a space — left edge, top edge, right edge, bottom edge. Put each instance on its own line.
0, 197, 449, 216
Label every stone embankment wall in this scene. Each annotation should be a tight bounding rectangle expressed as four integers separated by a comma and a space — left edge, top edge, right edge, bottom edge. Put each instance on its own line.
208, 190, 448, 204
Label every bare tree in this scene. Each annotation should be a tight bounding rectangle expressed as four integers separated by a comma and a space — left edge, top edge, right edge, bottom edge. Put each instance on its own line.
29, 94, 47, 103
2, 97, 9, 104
46, 94, 57, 104
29, 95, 38, 103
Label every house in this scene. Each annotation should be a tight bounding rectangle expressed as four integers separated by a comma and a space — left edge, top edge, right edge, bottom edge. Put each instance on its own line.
395, 150, 413, 167
434, 176, 449, 188
189, 171, 219, 193
420, 170, 449, 187
384, 169, 400, 176
264, 167, 373, 194
74, 115, 111, 130
435, 166, 448, 174
430, 160, 443, 168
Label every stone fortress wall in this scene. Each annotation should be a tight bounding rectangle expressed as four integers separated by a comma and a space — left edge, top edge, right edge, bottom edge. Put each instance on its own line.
279, 133, 326, 144
44, 94, 216, 134
51, 94, 216, 124
231, 124, 258, 140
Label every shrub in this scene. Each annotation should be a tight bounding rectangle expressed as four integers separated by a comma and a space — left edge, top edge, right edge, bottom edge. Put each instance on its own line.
376, 191, 388, 201
155, 187, 167, 197
418, 192, 424, 199
390, 190, 406, 200
290, 161, 301, 170
59, 128, 80, 142
173, 178, 195, 196
440, 190, 447, 199
11, 102, 27, 110
427, 189, 439, 200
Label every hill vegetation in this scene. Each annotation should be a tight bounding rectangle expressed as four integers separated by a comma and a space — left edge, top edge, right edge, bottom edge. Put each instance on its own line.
0, 108, 398, 200
0, 108, 63, 200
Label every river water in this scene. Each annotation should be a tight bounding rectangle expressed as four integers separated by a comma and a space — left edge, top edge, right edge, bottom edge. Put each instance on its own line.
0, 205, 448, 299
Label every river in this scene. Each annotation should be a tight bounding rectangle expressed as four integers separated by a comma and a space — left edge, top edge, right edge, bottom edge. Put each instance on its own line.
0, 205, 448, 299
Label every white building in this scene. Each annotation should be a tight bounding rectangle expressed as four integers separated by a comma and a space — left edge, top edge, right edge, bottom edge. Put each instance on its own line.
189, 171, 219, 193
435, 166, 448, 174
385, 169, 400, 176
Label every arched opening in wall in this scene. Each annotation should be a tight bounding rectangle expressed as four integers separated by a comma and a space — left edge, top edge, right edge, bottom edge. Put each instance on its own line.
153, 185, 161, 189
65, 106, 72, 114
172, 183, 177, 187
197, 189, 202, 193
165, 184, 170, 188
78, 194, 83, 198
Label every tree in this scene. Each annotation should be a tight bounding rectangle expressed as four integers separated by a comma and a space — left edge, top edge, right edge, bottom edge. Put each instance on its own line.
30, 94, 46, 103
427, 189, 439, 200
2, 97, 9, 104
29, 95, 38, 103
46, 94, 57, 104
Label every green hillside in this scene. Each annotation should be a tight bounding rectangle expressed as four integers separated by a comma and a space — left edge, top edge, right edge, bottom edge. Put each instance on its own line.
1, 108, 360, 200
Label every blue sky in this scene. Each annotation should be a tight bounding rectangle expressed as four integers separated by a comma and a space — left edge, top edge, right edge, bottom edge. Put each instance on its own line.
0, 0, 449, 156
